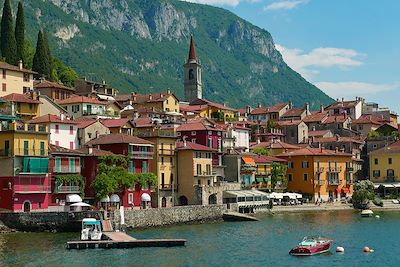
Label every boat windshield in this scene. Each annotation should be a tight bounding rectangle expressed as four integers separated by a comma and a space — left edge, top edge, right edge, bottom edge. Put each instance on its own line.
299, 237, 327, 246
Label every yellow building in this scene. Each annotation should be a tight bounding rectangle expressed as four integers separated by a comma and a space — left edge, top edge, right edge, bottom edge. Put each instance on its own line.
115, 90, 180, 114
369, 140, 400, 184
0, 93, 40, 121
278, 147, 353, 201
0, 61, 36, 97
251, 154, 287, 190
100, 118, 134, 135
0, 121, 49, 176
182, 98, 237, 120
176, 140, 216, 205
133, 117, 178, 207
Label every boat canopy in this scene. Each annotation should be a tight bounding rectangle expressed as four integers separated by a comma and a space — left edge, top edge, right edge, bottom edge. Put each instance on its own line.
223, 190, 269, 198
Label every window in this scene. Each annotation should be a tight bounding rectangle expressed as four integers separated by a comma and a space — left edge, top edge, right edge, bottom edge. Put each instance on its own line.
387, 169, 395, 177
70, 142, 74, 150
128, 193, 134, 204
197, 164, 202, 175
87, 133, 92, 139
70, 126, 74, 135
2, 83, 6, 92
142, 161, 148, 172
374, 158, 378, 165
161, 173, 165, 188
288, 162, 294, 169
189, 69, 194, 80
23, 73, 30, 82
177, 132, 181, 136
372, 170, 380, 177
23, 87, 30, 94
2, 69, 6, 79
217, 131, 221, 136
128, 161, 135, 173
29, 103, 33, 110
206, 164, 211, 175
208, 137, 213, 148
4, 140, 9, 156
191, 138, 196, 143
208, 180, 211, 186
40, 141, 45, 156
198, 179, 201, 185
23, 141, 29, 155
302, 161, 309, 168
303, 173, 308, 181
170, 157, 173, 163
161, 157, 164, 165
191, 131, 196, 135
55, 125, 59, 134
208, 131, 212, 135
389, 158, 392, 165
288, 174, 293, 182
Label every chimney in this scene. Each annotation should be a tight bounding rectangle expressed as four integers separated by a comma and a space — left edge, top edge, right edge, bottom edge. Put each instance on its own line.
183, 136, 187, 147
312, 126, 316, 131
335, 147, 339, 153
160, 93, 164, 98
340, 148, 345, 153
60, 113, 65, 121
149, 95, 153, 100
289, 101, 293, 109
102, 80, 106, 85
223, 103, 226, 107
18, 60, 23, 70
335, 134, 340, 142
305, 102, 310, 114
167, 89, 171, 94
88, 146, 93, 154
320, 105, 324, 112
257, 103, 262, 108
342, 98, 344, 103
246, 105, 251, 114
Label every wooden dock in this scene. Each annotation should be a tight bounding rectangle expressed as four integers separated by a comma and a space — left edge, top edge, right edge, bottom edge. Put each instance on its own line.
66, 238, 186, 249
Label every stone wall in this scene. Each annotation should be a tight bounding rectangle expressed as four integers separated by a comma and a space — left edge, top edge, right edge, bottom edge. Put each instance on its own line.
0, 211, 100, 232
116, 205, 228, 229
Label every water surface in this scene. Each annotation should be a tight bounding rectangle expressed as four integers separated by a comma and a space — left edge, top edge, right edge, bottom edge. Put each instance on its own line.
0, 210, 398, 267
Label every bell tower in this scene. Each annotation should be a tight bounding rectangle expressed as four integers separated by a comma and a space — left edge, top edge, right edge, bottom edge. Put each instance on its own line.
184, 36, 202, 102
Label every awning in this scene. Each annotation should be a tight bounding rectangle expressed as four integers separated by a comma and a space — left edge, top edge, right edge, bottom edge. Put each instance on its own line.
97, 94, 115, 101
341, 188, 349, 193
141, 193, 151, 202
335, 188, 341, 193
66, 194, 82, 203
70, 202, 91, 207
242, 157, 255, 164
110, 194, 120, 203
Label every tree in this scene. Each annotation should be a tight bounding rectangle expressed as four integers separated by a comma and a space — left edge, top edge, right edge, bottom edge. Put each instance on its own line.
252, 147, 271, 156
271, 163, 288, 189
1, 0, 17, 64
15, 1, 25, 64
367, 130, 380, 140
52, 58, 78, 87
32, 30, 51, 79
352, 180, 375, 209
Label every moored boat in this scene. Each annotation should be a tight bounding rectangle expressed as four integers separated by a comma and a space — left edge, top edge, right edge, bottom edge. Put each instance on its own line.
289, 237, 333, 256
361, 209, 374, 217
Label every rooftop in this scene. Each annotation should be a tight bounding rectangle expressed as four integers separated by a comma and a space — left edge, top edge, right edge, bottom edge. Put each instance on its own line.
176, 141, 217, 152
56, 95, 105, 105
28, 114, 77, 124
277, 147, 352, 157
0, 61, 37, 74
86, 133, 153, 146
1, 93, 41, 104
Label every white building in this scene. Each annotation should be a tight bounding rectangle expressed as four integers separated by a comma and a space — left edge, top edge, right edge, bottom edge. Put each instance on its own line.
28, 114, 79, 149
223, 123, 250, 152
56, 95, 109, 119
325, 97, 363, 120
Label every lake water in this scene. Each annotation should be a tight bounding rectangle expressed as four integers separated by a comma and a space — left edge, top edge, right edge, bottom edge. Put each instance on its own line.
1, 210, 399, 267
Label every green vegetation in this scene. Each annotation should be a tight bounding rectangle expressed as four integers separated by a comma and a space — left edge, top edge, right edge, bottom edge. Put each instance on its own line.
271, 163, 288, 189
1, 0, 17, 64
352, 180, 375, 209
252, 147, 271, 156
33, 30, 51, 79
14, 1, 24, 64
91, 155, 157, 199
55, 174, 85, 197
14, 0, 333, 108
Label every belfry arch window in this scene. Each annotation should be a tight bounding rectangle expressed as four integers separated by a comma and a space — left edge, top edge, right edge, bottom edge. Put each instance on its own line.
189, 69, 194, 80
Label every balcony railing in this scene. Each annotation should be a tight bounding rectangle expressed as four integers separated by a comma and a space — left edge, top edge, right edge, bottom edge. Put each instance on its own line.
385, 176, 399, 183
328, 179, 341, 185
316, 167, 325, 173
159, 184, 178, 190
19, 167, 48, 174
314, 179, 325, 186
346, 178, 354, 185
14, 184, 51, 193
129, 151, 153, 159
195, 172, 213, 177
346, 167, 354, 173
9, 148, 48, 157
159, 149, 174, 156
241, 164, 257, 172
52, 166, 81, 174
55, 185, 80, 193
328, 167, 343, 173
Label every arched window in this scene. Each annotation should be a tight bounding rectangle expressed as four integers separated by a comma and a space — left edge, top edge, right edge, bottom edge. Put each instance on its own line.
188, 69, 194, 80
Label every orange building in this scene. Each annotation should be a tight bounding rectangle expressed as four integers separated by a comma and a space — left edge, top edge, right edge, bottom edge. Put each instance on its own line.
277, 147, 353, 201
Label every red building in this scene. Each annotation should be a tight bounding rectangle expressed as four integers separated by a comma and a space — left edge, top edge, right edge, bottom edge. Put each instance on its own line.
48, 144, 84, 207
84, 133, 155, 207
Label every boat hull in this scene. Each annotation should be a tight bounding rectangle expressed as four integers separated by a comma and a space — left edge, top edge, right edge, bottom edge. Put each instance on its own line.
289, 241, 332, 256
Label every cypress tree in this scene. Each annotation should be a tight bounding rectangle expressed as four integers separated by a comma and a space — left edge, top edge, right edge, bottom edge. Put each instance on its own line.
15, 1, 25, 64
32, 30, 50, 79
42, 30, 56, 81
0, 0, 18, 65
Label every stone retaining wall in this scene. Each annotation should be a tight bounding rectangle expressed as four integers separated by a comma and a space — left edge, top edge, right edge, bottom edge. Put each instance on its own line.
116, 205, 228, 229
0, 211, 100, 232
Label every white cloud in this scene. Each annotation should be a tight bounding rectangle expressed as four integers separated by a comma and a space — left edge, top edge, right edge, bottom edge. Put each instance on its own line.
264, 0, 309, 11
275, 44, 364, 80
315, 81, 399, 98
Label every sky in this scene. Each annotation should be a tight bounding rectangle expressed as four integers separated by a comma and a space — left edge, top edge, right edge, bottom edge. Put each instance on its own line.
184, 0, 400, 113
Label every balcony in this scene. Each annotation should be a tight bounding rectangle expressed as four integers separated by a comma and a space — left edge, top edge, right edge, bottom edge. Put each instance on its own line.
159, 149, 174, 156
129, 151, 153, 159
55, 185, 80, 194
241, 164, 257, 173
314, 179, 325, 186
328, 179, 341, 185
346, 167, 354, 173
12, 148, 48, 157
52, 166, 81, 174
328, 167, 342, 173
385, 176, 399, 183
346, 178, 354, 185
316, 167, 325, 173
14, 184, 51, 194
159, 184, 178, 191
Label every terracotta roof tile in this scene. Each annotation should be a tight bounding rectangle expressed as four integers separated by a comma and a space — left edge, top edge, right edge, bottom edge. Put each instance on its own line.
33, 80, 74, 91
176, 141, 216, 151
100, 118, 132, 128
308, 130, 331, 137
0, 61, 36, 74
282, 108, 306, 118
189, 98, 237, 112
369, 140, 400, 155
1, 93, 40, 104
250, 140, 301, 150
177, 119, 224, 132
75, 118, 97, 129
303, 111, 328, 123
75, 147, 116, 156
326, 100, 361, 110
56, 95, 105, 105
322, 115, 350, 124
277, 147, 352, 157
86, 133, 153, 146
352, 114, 384, 125
276, 120, 303, 126
313, 136, 364, 144
28, 114, 77, 124
49, 144, 84, 155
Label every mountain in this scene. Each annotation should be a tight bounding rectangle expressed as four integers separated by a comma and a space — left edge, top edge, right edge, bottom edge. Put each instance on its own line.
7, 0, 332, 109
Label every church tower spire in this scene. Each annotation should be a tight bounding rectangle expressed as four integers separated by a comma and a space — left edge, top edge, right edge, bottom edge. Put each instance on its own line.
184, 36, 202, 102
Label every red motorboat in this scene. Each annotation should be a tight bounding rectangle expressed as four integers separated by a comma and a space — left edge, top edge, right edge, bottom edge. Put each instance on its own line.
289, 237, 333, 256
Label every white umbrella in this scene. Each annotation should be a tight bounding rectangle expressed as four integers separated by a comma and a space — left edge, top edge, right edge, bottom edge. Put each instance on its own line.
70, 202, 91, 207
